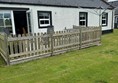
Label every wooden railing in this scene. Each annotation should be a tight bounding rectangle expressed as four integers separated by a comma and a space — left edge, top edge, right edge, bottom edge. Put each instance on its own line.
0, 26, 101, 65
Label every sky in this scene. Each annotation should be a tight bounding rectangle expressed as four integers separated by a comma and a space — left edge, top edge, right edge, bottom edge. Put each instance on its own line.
108, 0, 117, 2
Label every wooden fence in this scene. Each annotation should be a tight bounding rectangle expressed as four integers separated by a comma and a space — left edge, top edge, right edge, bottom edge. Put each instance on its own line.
0, 33, 9, 65
0, 26, 101, 65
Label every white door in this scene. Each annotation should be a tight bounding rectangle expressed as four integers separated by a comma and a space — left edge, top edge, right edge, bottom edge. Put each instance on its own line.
26, 10, 32, 34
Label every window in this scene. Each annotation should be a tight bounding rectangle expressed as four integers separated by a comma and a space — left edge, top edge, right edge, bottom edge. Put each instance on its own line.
38, 11, 52, 28
115, 17, 118, 24
117, 18, 118, 24
0, 12, 12, 33
79, 12, 88, 27
102, 13, 108, 26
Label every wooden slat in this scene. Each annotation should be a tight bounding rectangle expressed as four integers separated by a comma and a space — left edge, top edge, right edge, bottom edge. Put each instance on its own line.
8, 35, 50, 42
0, 27, 101, 65
18, 34, 23, 53
9, 48, 51, 58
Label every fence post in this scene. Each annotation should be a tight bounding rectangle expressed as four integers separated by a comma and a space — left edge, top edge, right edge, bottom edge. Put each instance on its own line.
4, 33, 10, 65
47, 26, 54, 56
79, 27, 82, 49
98, 27, 102, 46
89, 27, 91, 45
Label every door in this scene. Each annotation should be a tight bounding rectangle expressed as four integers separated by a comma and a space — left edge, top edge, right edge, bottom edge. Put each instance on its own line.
26, 10, 32, 33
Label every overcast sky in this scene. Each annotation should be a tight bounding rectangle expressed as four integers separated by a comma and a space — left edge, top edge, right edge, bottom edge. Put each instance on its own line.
108, 0, 117, 2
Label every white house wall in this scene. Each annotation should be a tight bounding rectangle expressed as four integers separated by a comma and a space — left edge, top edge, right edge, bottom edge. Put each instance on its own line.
0, 3, 113, 33
32, 7, 79, 32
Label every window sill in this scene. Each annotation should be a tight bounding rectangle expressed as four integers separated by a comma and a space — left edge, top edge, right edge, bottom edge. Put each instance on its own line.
102, 25, 108, 27
39, 25, 53, 28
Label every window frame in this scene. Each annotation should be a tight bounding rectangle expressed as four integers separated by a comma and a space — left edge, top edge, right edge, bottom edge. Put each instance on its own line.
37, 11, 52, 28
0, 11, 12, 33
102, 13, 108, 26
79, 12, 88, 27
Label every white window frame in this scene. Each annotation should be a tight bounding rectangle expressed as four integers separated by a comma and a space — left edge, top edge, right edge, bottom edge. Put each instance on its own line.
38, 11, 52, 28
0, 11, 12, 28
102, 13, 108, 26
79, 12, 88, 27
26, 10, 33, 34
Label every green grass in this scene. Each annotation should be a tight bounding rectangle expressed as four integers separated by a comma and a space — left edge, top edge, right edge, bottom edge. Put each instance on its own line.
0, 30, 118, 83
0, 56, 5, 66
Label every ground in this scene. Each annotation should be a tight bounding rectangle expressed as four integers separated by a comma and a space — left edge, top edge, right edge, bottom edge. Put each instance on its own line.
0, 30, 118, 83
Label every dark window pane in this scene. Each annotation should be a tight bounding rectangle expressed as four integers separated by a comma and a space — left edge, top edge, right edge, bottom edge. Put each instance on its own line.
102, 13, 107, 16
6, 27, 12, 33
39, 13, 43, 16
39, 13, 50, 19
0, 27, 4, 32
43, 13, 49, 17
102, 15, 106, 19
45, 20, 49, 24
80, 14, 85, 17
80, 13, 86, 20
0, 14, 3, 19
4, 13, 11, 18
40, 20, 45, 24
80, 17, 85, 20
102, 13, 107, 20
102, 17, 106, 19
45, 16, 49, 19
0, 19, 4, 26
5, 19, 12, 26
102, 20, 106, 24
80, 21, 85, 26
39, 16, 44, 19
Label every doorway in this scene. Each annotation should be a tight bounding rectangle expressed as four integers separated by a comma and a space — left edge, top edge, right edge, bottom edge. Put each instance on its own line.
13, 11, 28, 34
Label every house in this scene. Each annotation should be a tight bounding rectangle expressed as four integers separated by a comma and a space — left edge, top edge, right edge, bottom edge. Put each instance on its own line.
109, 1, 118, 28
0, 0, 114, 35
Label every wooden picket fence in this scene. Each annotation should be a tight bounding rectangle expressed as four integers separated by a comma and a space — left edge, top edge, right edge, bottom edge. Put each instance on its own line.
0, 26, 101, 65
0, 33, 9, 65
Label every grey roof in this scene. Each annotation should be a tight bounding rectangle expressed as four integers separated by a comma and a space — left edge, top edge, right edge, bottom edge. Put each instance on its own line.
109, 1, 118, 7
0, 0, 113, 9
109, 1, 118, 15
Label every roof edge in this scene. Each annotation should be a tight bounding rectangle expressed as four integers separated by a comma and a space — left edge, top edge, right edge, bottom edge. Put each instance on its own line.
101, 0, 114, 9
0, 0, 115, 9
0, 1, 79, 8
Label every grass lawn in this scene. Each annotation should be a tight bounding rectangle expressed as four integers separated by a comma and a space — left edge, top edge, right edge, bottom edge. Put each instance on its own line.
0, 30, 118, 83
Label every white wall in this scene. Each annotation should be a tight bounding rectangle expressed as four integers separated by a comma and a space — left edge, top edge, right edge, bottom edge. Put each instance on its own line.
32, 6, 79, 32
0, 3, 113, 34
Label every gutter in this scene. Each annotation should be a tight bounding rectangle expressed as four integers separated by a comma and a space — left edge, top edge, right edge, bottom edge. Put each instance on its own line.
0, 1, 114, 9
